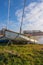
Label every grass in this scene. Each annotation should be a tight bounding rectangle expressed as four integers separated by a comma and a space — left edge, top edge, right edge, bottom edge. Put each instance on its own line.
0, 43, 43, 65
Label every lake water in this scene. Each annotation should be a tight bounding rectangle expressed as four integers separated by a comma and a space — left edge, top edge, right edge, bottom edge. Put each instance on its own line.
38, 36, 43, 44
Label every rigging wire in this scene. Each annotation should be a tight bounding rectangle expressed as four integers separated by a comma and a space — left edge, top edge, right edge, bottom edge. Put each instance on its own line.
20, 0, 26, 34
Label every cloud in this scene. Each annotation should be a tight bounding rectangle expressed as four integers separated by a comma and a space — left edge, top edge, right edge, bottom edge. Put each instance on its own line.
37, 0, 43, 2
15, 1, 43, 31
0, 20, 18, 31
7, 20, 20, 32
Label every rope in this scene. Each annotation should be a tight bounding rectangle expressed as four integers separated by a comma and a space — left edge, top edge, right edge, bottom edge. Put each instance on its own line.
20, 0, 26, 34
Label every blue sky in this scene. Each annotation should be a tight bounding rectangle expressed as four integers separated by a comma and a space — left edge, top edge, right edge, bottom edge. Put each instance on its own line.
0, 0, 24, 32
0, 0, 43, 32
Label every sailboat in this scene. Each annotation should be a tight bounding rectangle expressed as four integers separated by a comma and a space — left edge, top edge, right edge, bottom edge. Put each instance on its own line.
0, 28, 38, 43
0, 0, 38, 43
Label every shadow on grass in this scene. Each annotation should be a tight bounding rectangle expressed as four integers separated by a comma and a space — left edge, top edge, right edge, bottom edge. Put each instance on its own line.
0, 40, 28, 46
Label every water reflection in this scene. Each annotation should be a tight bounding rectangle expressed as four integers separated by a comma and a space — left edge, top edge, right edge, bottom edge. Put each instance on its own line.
38, 36, 43, 44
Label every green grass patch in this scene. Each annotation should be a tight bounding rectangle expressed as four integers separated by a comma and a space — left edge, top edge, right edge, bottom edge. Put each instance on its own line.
0, 44, 43, 65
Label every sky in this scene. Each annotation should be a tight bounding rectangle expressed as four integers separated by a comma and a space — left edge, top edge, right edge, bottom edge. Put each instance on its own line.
0, 0, 43, 32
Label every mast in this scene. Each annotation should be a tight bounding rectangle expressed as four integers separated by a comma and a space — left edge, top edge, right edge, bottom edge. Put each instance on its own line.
7, 0, 10, 29
20, 0, 26, 34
